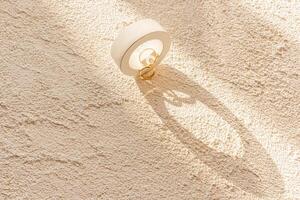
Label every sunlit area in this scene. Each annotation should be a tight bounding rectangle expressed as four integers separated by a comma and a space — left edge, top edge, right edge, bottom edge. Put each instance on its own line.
0, 0, 299, 199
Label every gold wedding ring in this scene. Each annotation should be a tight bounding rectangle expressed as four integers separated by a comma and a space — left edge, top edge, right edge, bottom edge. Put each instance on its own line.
138, 48, 159, 80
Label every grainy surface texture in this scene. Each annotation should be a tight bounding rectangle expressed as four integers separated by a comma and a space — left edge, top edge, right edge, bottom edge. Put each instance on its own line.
0, 0, 299, 199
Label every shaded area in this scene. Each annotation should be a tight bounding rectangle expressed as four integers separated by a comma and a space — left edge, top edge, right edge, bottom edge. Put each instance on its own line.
126, 0, 300, 144
136, 65, 284, 197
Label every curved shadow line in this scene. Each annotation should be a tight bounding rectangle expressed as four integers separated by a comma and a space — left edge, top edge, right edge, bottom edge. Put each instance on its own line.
136, 65, 284, 197
126, 0, 300, 140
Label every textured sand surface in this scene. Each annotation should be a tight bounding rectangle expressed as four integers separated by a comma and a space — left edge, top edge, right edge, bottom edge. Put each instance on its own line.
0, 0, 300, 199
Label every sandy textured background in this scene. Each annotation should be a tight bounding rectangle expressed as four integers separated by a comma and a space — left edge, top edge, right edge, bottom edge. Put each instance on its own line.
0, 0, 300, 199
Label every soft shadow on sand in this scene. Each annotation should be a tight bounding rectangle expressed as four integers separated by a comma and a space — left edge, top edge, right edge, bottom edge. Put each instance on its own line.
136, 65, 284, 197
126, 0, 300, 145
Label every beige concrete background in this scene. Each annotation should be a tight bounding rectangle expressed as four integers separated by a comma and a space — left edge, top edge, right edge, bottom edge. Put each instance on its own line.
0, 0, 299, 199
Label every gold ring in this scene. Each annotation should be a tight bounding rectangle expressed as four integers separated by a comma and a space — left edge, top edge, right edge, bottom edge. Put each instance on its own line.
138, 48, 159, 80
